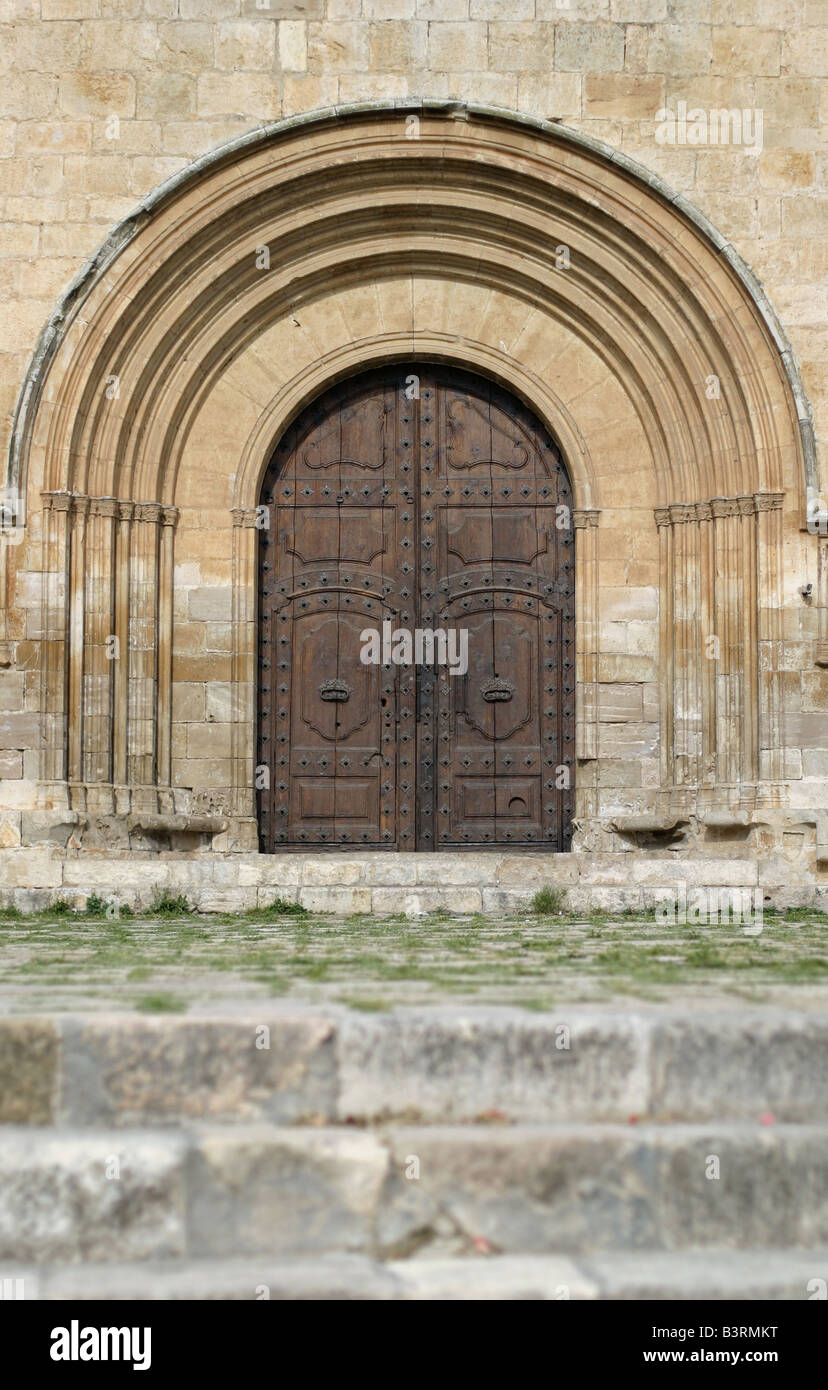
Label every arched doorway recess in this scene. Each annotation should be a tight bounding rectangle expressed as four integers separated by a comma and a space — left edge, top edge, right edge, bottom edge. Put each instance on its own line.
257, 365, 575, 852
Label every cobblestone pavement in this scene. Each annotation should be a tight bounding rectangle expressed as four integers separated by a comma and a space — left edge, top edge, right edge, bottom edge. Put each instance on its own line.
2, 905, 827, 1015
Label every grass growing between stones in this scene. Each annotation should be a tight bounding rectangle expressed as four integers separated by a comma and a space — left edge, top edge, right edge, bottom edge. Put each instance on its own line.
0, 904, 827, 1012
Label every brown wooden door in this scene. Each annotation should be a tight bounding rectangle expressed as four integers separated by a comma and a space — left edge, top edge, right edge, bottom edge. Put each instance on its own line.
257, 366, 574, 851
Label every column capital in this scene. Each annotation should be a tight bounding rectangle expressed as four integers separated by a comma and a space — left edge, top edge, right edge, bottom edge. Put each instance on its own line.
89, 496, 120, 519
754, 491, 785, 512
41, 490, 73, 513
134, 502, 163, 524
711, 496, 739, 518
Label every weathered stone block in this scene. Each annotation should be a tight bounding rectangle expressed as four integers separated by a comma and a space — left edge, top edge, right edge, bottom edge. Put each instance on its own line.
186, 1127, 388, 1257
0, 1131, 187, 1263
299, 887, 373, 914
58, 1013, 337, 1127
337, 1008, 650, 1124
555, 22, 625, 73
0, 1019, 58, 1124
650, 1013, 828, 1123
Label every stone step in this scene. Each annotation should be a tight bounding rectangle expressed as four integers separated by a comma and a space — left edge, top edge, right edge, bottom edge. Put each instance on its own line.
3, 849, 799, 918
3, 1249, 827, 1301
4, 1005, 828, 1128
2, 1123, 828, 1264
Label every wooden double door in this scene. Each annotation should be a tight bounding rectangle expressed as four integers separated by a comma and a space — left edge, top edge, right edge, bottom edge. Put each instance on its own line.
257, 365, 574, 851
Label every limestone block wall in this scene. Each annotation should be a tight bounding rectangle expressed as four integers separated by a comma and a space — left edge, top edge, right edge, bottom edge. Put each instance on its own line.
0, 2, 825, 875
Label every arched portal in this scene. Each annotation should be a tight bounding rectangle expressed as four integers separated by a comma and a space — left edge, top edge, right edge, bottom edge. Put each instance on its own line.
256, 364, 575, 852
2, 102, 820, 871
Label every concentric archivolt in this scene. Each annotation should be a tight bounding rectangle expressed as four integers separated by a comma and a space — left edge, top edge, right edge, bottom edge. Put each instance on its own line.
8, 101, 812, 520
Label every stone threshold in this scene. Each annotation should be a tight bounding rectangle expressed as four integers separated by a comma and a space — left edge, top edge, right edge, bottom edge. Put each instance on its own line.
1, 849, 823, 914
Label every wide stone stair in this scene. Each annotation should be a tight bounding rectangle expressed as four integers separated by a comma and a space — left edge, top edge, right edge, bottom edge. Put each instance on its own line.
1, 1005, 827, 1300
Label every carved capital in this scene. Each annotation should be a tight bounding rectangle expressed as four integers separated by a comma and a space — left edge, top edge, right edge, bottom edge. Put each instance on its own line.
572, 507, 599, 530
654, 506, 672, 529
70, 494, 90, 518
41, 490, 73, 513
134, 502, 163, 524
754, 491, 785, 513
668, 502, 696, 525
711, 496, 739, 519
694, 501, 712, 522
118, 500, 135, 523
89, 496, 120, 519
231, 506, 260, 529
160, 505, 179, 528
737, 494, 756, 516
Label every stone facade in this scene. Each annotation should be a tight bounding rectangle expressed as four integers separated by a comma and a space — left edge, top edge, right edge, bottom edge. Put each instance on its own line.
0, 4, 827, 907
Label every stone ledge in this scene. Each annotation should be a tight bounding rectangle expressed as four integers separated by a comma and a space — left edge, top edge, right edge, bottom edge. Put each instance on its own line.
126, 814, 229, 837
610, 815, 689, 835
701, 811, 754, 829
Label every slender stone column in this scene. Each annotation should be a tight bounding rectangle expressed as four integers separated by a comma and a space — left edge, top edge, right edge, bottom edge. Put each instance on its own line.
66, 494, 90, 797
112, 501, 134, 798
711, 497, 741, 786
670, 502, 701, 787
231, 506, 258, 822
573, 508, 599, 766
655, 507, 674, 789
127, 502, 162, 792
39, 491, 72, 786
739, 495, 759, 786
818, 534, 828, 667
82, 497, 118, 788
755, 491, 785, 783
695, 501, 716, 786
155, 505, 179, 797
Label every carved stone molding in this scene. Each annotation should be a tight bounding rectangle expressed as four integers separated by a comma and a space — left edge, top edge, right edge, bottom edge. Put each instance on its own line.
41, 491, 176, 522
654, 494, 785, 526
